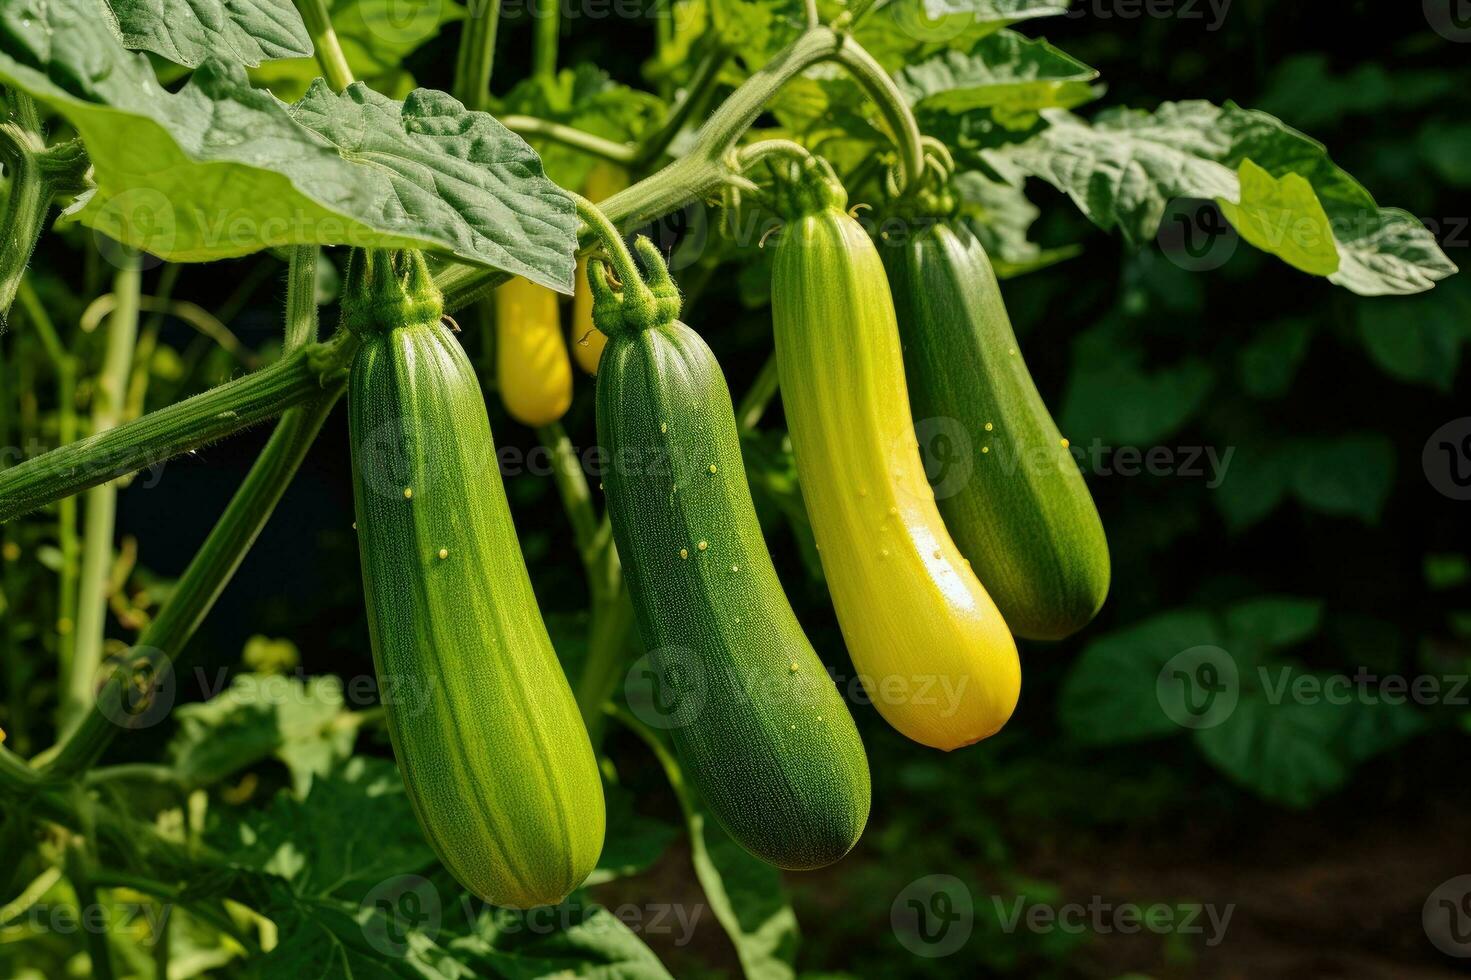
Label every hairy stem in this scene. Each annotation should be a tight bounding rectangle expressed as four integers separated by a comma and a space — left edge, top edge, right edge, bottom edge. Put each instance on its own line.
501, 116, 638, 166
294, 0, 355, 91
0, 118, 50, 327
41, 253, 335, 777
0, 333, 353, 525
453, 0, 503, 111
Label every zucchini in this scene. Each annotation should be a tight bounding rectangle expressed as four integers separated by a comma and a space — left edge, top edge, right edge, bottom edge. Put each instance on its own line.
594, 239, 871, 869
882, 221, 1109, 640
347, 251, 604, 908
768, 161, 1021, 751
495, 275, 573, 425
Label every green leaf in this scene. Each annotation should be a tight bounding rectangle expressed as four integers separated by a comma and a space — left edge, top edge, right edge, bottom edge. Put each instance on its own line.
896, 30, 1098, 127
454, 900, 675, 979
168, 673, 359, 795
1222, 596, 1323, 653
250, 0, 466, 102
209, 756, 436, 900
952, 170, 1081, 275
109, 0, 313, 68
857, 0, 1073, 72
1356, 274, 1471, 392
616, 711, 798, 980
0, 0, 577, 289
1058, 610, 1222, 745
1193, 694, 1346, 809
1216, 159, 1339, 276
998, 101, 1458, 294
1237, 319, 1312, 399
1060, 321, 1215, 445
1289, 433, 1395, 523
585, 783, 678, 886
1211, 443, 1293, 531
498, 64, 664, 189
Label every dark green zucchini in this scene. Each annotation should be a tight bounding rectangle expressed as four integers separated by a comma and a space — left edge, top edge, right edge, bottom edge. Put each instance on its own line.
594, 238, 871, 869
882, 221, 1110, 640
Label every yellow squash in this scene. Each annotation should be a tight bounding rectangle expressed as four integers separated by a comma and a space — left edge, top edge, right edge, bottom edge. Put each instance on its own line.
495, 276, 573, 426
571, 163, 629, 374
769, 161, 1021, 751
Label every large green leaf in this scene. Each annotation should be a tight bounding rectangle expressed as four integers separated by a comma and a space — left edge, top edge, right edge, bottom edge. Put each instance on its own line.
896, 30, 1097, 125
1212, 433, 1396, 530
0, 0, 577, 289
167, 672, 360, 795
857, 0, 1073, 71
1357, 277, 1471, 392
997, 101, 1459, 295
1059, 320, 1215, 445
110, 0, 313, 68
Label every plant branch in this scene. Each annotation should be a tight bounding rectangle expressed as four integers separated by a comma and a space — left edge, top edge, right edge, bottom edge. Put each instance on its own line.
735, 352, 780, 433
633, 42, 732, 169
500, 116, 638, 166
63, 261, 142, 728
0, 332, 353, 525
294, 0, 354, 92
453, 0, 503, 111
434, 27, 923, 312
533, 0, 559, 79
0, 119, 50, 327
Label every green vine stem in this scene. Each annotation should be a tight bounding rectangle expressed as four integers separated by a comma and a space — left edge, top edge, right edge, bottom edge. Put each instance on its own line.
294, 0, 354, 92
533, 0, 559, 79
735, 353, 780, 433
0, 330, 353, 525
42, 251, 335, 778
500, 116, 638, 166
63, 260, 142, 728
632, 42, 732, 170
63, 841, 116, 980
0, 114, 49, 326
453, 0, 502, 111
434, 25, 924, 312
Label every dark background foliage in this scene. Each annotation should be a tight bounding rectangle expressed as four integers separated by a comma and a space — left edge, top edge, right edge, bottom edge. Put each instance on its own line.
5, 0, 1468, 976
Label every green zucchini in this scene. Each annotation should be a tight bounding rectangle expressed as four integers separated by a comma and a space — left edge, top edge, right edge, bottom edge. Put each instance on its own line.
594, 239, 871, 869
346, 250, 604, 908
881, 221, 1110, 640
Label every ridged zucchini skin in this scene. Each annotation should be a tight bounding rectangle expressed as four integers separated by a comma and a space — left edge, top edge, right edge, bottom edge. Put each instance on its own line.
594, 246, 870, 869
769, 172, 1021, 751
882, 223, 1109, 641
495, 276, 573, 425
348, 254, 603, 908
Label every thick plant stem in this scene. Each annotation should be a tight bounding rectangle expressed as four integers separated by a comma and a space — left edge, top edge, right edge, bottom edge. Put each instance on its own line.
0, 332, 353, 524
633, 43, 732, 169
500, 116, 637, 166
42, 259, 332, 777
62, 262, 141, 729
64, 843, 116, 980
0, 329, 20, 754
294, 0, 354, 91
736, 353, 780, 433
533, 0, 559, 79
453, 0, 503, 111
577, 587, 636, 746
0, 118, 49, 327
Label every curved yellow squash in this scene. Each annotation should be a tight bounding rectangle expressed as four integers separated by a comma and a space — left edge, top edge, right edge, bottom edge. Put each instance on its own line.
495, 276, 573, 426
571, 163, 628, 374
769, 173, 1021, 751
